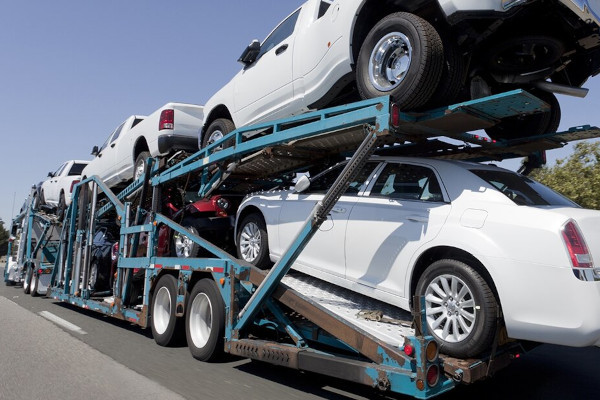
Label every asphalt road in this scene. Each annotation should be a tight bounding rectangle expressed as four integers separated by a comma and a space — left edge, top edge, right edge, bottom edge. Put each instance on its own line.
1, 268, 599, 400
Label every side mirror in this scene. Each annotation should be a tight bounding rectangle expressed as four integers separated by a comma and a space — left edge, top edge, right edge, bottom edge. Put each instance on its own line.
238, 40, 261, 66
91, 145, 99, 156
47, 171, 54, 177
294, 175, 311, 193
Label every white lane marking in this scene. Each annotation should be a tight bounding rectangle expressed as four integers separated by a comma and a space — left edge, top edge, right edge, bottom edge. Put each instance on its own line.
39, 311, 88, 335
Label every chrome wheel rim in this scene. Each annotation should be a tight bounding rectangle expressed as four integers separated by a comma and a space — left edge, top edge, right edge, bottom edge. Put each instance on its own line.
207, 130, 224, 146
134, 158, 145, 180
30, 274, 37, 294
424, 274, 476, 343
239, 222, 261, 262
174, 227, 197, 258
189, 292, 212, 348
369, 32, 412, 92
153, 286, 171, 335
89, 263, 97, 289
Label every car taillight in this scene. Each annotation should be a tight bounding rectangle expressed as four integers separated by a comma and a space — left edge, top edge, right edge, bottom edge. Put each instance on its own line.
561, 220, 593, 269
111, 242, 119, 261
159, 109, 174, 130
70, 180, 80, 193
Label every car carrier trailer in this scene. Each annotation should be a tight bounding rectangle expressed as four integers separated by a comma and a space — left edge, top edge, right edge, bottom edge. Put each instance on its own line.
4, 187, 60, 296
8, 91, 600, 398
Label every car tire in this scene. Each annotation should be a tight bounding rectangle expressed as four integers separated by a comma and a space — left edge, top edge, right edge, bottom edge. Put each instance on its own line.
415, 259, 498, 358
30, 272, 39, 297
151, 274, 184, 346
134, 151, 151, 181
423, 34, 466, 109
356, 12, 444, 110
56, 192, 66, 220
485, 90, 561, 141
236, 213, 271, 269
202, 118, 235, 150
23, 266, 32, 294
186, 278, 225, 362
173, 223, 200, 258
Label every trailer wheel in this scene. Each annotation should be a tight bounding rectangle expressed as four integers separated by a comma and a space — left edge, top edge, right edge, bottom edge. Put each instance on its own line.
236, 213, 271, 269
23, 267, 32, 294
415, 259, 498, 358
356, 12, 444, 110
186, 279, 225, 362
30, 272, 39, 297
202, 118, 235, 150
151, 274, 184, 346
134, 151, 151, 181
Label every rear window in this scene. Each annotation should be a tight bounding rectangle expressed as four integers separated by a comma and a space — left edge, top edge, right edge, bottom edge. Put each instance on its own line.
68, 163, 88, 176
470, 169, 578, 207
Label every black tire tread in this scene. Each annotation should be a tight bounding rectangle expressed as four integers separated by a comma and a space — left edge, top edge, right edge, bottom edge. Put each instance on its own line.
356, 12, 444, 110
416, 259, 498, 358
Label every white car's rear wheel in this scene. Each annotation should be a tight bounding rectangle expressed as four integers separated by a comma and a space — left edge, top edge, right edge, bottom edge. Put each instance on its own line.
356, 12, 443, 110
134, 151, 151, 181
416, 259, 498, 358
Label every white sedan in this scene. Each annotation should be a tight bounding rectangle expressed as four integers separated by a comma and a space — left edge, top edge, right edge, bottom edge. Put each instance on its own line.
234, 156, 600, 358
40, 160, 89, 219
200, 0, 600, 146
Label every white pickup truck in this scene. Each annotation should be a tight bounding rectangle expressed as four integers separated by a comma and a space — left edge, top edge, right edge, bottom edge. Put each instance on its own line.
82, 103, 203, 189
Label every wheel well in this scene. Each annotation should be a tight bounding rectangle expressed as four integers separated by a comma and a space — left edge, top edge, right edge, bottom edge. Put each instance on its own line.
409, 246, 500, 307
202, 105, 233, 143
351, 0, 444, 64
133, 138, 150, 163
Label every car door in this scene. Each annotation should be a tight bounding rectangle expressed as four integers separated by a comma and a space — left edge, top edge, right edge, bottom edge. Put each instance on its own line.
95, 122, 124, 186
275, 161, 379, 279
45, 162, 67, 205
344, 161, 451, 298
233, 8, 301, 126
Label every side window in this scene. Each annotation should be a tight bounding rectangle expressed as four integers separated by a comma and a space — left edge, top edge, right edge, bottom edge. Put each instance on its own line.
370, 163, 443, 202
308, 162, 378, 194
110, 122, 126, 143
258, 9, 301, 59
99, 133, 113, 153
68, 163, 87, 176
54, 163, 67, 177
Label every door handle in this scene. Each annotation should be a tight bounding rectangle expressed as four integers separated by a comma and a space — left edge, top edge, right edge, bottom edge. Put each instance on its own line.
275, 44, 288, 55
111, 143, 116, 148
331, 207, 346, 213
407, 215, 427, 223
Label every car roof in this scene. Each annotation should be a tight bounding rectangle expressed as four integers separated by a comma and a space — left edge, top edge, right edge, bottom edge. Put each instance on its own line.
368, 155, 506, 173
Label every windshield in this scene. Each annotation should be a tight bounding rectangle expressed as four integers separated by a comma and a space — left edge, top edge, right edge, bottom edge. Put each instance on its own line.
470, 169, 578, 207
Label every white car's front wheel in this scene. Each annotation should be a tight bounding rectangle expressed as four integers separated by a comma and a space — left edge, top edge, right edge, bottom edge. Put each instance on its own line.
415, 259, 498, 358
236, 213, 271, 269
356, 12, 444, 110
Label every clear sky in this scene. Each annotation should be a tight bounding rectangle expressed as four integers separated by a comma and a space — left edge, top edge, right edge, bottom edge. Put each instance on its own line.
1, 0, 599, 226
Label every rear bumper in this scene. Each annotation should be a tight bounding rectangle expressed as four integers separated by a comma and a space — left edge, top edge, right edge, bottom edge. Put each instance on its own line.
158, 134, 199, 154
491, 256, 600, 347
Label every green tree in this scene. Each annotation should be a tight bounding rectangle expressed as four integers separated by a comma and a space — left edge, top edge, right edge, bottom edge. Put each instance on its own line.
531, 141, 600, 209
0, 219, 9, 256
